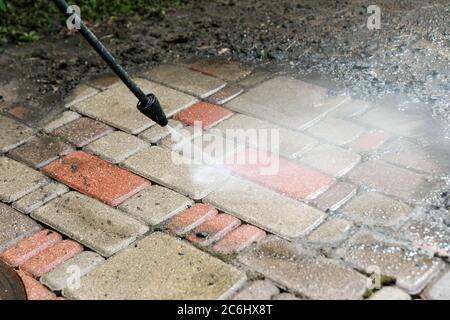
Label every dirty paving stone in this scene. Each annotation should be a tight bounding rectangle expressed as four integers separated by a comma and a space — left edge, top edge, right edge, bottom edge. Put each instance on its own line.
238, 237, 368, 300
8, 136, 74, 169
0, 115, 34, 153
204, 177, 326, 239
40, 251, 105, 291
0, 156, 48, 203
312, 182, 357, 212
186, 213, 241, 246
166, 204, 218, 236
43, 111, 81, 133
16, 270, 56, 300
12, 181, 69, 214
335, 230, 445, 294
64, 85, 99, 109
188, 58, 253, 82
31, 192, 149, 257
63, 232, 246, 300
369, 287, 411, 300
118, 185, 193, 226
232, 280, 280, 300
272, 293, 301, 300
206, 84, 245, 105
213, 224, 266, 255
307, 218, 353, 244
84, 131, 147, 164
0, 203, 41, 253
139, 119, 184, 144
87, 73, 121, 91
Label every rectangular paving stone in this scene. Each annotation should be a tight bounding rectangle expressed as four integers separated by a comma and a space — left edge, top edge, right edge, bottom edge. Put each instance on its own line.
158, 125, 202, 151
43, 151, 150, 206
348, 160, 434, 203
0, 157, 48, 203
226, 77, 343, 130
0, 115, 34, 153
138, 119, 184, 144
297, 144, 361, 177
186, 213, 241, 246
188, 58, 252, 81
63, 232, 246, 299
144, 65, 227, 98
207, 84, 244, 105
238, 237, 368, 300
357, 107, 424, 137
227, 148, 334, 200
8, 136, 74, 169
118, 185, 193, 225
0, 230, 62, 267
312, 182, 357, 212
232, 280, 280, 300
20, 240, 83, 277
335, 230, 445, 294
174, 102, 234, 129
306, 118, 365, 145
122, 146, 230, 200
342, 192, 412, 228
423, 270, 450, 300
0, 203, 41, 253
213, 113, 318, 159
369, 286, 411, 300
213, 224, 266, 255
166, 204, 218, 236
84, 131, 147, 164
17, 270, 56, 300
31, 192, 149, 257
307, 218, 353, 244
64, 84, 99, 108
204, 177, 326, 239
72, 79, 198, 134
43, 111, 81, 133
349, 130, 391, 152
40, 251, 105, 291
12, 181, 69, 214
51, 117, 113, 148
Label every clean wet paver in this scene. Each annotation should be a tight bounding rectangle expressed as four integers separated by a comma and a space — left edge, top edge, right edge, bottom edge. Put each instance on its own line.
307, 218, 353, 244
72, 79, 197, 134
232, 280, 279, 300
204, 177, 326, 239
186, 213, 241, 246
43, 151, 150, 206
312, 182, 356, 212
166, 204, 218, 236
306, 118, 365, 145
118, 185, 193, 225
122, 146, 230, 200
238, 237, 368, 300
0, 156, 48, 203
423, 270, 450, 300
0, 115, 34, 153
349, 130, 391, 152
12, 182, 69, 214
63, 232, 246, 300
31, 192, 149, 257
213, 224, 266, 255
84, 131, 147, 164
174, 101, 234, 129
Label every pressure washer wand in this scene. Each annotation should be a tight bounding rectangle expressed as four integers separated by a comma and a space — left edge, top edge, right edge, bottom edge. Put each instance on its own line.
51, 0, 168, 127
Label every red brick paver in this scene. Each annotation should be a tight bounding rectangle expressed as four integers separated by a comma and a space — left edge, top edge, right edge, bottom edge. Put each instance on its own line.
186, 213, 241, 246
174, 102, 234, 129
0, 230, 62, 267
227, 148, 334, 200
166, 204, 218, 236
20, 240, 83, 277
350, 130, 391, 152
17, 270, 57, 300
43, 151, 150, 206
213, 224, 266, 255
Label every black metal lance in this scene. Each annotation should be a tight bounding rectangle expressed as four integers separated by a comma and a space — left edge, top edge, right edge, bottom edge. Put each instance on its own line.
51, 0, 168, 127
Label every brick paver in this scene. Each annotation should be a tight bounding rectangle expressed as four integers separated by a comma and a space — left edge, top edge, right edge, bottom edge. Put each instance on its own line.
423, 270, 450, 300
298, 144, 361, 177
166, 204, 218, 236
118, 185, 193, 225
307, 218, 353, 244
207, 84, 244, 105
213, 224, 266, 255
349, 130, 391, 152
342, 192, 412, 227
369, 287, 411, 300
122, 146, 230, 200
17, 270, 56, 300
232, 280, 279, 300
0, 157, 48, 203
239, 237, 368, 299
174, 102, 234, 129
72, 79, 197, 134
186, 213, 241, 246
63, 232, 246, 299
32, 192, 149, 257
213, 113, 318, 159
348, 160, 434, 202
306, 118, 365, 145
8, 136, 74, 169
0, 230, 62, 267
51, 117, 113, 148
138, 119, 184, 144
84, 131, 147, 164
312, 182, 356, 212
0, 115, 34, 153
336, 231, 444, 294
188, 58, 252, 81
20, 240, 83, 277
227, 148, 334, 200
144, 65, 226, 98
43, 151, 150, 206
43, 111, 81, 133
64, 84, 98, 108
40, 251, 105, 291
12, 182, 69, 214
204, 177, 326, 239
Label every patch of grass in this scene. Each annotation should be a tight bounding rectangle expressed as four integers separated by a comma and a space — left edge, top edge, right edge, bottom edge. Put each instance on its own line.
0, 0, 181, 44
